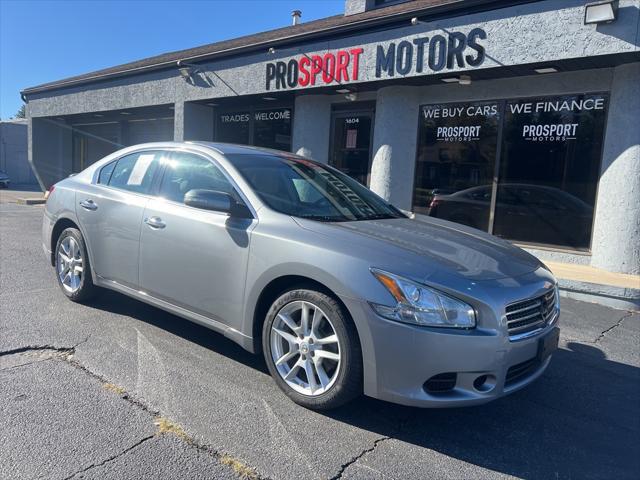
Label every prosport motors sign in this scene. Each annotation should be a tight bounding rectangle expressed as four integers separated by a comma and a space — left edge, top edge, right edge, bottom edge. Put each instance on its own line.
265, 28, 487, 91
422, 103, 498, 142
507, 97, 607, 142
266, 49, 364, 91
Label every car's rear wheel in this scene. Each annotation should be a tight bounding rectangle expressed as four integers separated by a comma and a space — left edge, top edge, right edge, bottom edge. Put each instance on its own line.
262, 288, 362, 410
55, 227, 96, 302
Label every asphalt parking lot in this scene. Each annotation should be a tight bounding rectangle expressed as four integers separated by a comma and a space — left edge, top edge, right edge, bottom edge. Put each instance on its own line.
1, 200, 639, 480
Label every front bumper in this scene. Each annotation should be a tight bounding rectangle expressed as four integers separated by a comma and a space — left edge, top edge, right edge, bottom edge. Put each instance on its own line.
341, 272, 559, 408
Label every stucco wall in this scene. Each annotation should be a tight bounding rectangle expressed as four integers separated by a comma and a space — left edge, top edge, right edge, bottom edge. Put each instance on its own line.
291, 95, 333, 162
590, 63, 640, 275
25, 0, 640, 119
369, 86, 420, 208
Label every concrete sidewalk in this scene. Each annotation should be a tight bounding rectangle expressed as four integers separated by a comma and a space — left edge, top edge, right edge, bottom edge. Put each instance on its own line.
547, 261, 640, 311
0, 185, 44, 205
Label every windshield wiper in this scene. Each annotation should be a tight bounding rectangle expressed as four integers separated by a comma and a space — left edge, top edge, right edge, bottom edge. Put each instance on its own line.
297, 214, 349, 222
354, 213, 402, 221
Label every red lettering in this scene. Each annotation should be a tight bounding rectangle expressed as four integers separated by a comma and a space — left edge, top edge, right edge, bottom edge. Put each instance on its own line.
336, 50, 350, 82
298, 57, 310, 86
322, 53, 336, 83
309, 55, 322, 85
350, 48, 363, 81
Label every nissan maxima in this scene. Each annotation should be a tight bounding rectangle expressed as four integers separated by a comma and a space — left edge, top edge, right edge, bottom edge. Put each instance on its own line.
43, 142, 559, 410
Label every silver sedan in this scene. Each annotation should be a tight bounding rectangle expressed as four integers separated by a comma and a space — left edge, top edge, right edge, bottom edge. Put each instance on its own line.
42, 142, 560, 410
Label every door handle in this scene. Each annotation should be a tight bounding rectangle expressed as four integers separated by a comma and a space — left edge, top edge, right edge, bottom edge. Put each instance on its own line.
144, 216, 166, 229
79, 199, 98, 211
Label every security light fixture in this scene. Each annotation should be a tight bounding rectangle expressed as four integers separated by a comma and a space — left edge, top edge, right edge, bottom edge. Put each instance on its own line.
584, 0, 618, 24
410, 17, 420, 26
267, 47, 276, 55
534, 67, 559, 74
440, 75, 471, 85
177, 60, 202, 82
345, 92, 358, 102
263, 96, 278, 101
336, 88, 352, 94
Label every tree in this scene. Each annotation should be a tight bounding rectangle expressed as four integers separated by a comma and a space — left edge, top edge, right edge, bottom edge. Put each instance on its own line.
14, 104, 26, 119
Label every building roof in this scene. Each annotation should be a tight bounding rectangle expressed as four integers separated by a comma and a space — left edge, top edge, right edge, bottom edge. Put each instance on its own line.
22, 0, 518, 95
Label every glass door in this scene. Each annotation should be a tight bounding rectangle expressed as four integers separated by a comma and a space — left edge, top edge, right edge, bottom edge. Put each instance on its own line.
330, 109, 374, 186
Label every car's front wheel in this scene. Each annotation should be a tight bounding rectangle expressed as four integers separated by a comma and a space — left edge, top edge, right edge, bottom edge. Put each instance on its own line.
262, 288, 362, 410
54, 227, 96, 302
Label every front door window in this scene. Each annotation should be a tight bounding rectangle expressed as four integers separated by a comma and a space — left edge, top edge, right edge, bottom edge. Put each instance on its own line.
330, 112, 373, 186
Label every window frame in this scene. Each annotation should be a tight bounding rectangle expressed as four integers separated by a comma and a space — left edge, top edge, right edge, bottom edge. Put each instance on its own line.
95, 149, 165, 197
411, 91, 610, 253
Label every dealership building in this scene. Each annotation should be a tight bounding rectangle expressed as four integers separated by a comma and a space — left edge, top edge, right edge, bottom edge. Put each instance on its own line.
23, 0, 639, 305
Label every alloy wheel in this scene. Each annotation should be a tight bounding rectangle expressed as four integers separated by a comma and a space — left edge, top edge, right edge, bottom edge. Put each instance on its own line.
270, 300, 341, 396
57, 236, 83, 293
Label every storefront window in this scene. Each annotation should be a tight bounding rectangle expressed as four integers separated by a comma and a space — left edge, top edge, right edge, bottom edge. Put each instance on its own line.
413, 93, 608, 251
253, 108, 292, 150
216, 111, 250, 145
412, 102, 499, 231
215, 107, 292, 151
493, 94, 607, 250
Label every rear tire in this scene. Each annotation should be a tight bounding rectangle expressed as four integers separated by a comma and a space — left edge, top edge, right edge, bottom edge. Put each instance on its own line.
54, 227, 96, 302
262, 288, 362, 410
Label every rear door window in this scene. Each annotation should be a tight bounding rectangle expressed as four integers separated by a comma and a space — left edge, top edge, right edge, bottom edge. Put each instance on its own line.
108, 151, 161, 194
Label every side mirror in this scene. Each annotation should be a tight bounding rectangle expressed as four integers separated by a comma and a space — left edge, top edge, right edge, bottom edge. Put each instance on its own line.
184, 189, 252, 218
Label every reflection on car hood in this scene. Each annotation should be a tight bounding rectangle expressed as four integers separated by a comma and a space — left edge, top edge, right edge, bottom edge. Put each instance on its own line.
302, 216, 541, 281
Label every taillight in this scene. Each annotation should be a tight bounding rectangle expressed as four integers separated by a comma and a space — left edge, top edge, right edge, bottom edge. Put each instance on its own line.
44, 184, 55, 200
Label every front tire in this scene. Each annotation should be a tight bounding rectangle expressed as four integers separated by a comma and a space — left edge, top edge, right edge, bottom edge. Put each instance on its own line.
262, 289, 362, 410
54, 227, 96, 302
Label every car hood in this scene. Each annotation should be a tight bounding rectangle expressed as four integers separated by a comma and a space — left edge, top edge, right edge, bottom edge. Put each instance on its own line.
296, 215, 542, 281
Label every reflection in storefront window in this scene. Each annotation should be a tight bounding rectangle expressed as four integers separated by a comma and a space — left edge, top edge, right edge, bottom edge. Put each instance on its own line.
412, 102, 499, 231
253, 108, 292, 151
412, 94, 607, 251
215, 108, 292, 151
493, 94, 606, 250
216, 111, 250, 145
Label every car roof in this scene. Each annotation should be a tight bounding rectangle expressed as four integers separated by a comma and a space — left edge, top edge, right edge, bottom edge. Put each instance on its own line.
188, 141, 298, 157
123, 141, 307, 160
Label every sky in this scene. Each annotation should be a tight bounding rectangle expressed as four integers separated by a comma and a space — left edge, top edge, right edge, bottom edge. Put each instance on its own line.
0, 0, 344, 119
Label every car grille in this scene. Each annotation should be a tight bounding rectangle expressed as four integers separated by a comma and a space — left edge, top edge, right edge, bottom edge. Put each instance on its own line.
505, 288, 557, 339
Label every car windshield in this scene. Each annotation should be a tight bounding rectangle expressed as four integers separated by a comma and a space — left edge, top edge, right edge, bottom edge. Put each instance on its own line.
228, 153, 405, 222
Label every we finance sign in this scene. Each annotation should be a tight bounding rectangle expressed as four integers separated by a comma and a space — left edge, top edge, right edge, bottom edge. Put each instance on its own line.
265, 28, 487, 91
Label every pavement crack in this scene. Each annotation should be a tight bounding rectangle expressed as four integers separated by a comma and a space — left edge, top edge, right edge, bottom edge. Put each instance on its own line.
595, 311, 633, 343
0, 340, 266, 479
61, 435, 154, 480
329, 436, 390, 480
0, 345, 74, 358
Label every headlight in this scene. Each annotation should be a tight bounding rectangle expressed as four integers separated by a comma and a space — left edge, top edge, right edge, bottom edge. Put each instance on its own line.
370, 269, 476, 328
